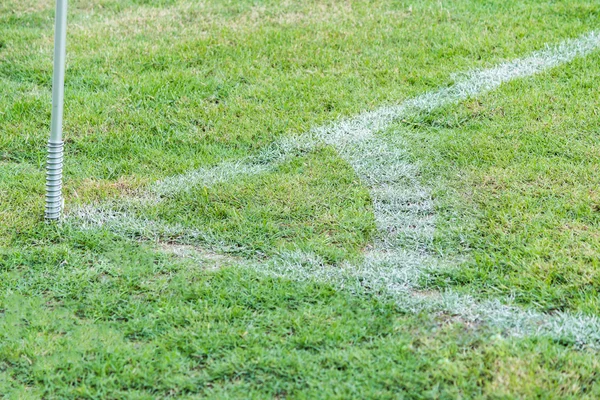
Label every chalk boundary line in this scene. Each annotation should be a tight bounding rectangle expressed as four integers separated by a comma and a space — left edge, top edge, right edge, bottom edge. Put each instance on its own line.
70, 31, 600, 348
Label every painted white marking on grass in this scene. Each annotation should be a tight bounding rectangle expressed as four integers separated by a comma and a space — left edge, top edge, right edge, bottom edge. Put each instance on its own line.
152, 135, 318, 197
71, 204, 246, 253
151, 31, 600, 197
76, 30, 600, 226
70, 31, 600, 347
247, 250, 600, 348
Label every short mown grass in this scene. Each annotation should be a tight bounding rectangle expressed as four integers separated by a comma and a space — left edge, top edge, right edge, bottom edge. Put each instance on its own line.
401, 51, 600, 314
2, 233, 600, 398
2, 0, 600, 397
150, 147, 375, 263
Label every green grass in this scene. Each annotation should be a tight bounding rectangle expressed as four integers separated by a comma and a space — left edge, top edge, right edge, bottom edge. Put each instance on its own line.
2, 0, 600, 397
150, 148, 375, 263
401, 51, 600, 314
2, 0, 598, 239
2, 235, 600, 398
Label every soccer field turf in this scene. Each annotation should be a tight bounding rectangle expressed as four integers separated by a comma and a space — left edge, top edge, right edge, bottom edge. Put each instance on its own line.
2, 0, 600, 397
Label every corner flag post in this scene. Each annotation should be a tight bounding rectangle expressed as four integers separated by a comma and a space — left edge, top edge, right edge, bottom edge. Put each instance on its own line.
45, 0, 68, 220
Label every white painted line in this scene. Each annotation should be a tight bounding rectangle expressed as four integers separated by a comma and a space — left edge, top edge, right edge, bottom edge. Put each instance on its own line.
246, 250, 600, 348
70, 31, 600, 347
151, 31, 600, 196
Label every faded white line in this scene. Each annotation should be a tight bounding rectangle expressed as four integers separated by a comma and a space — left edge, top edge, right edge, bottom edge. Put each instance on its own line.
247, 250, 600, 348
152, 31, 600, 197
70, 31, 600, 347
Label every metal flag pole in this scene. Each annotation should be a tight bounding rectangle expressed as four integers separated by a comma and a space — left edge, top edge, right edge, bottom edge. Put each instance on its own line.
45, 0, 68, 220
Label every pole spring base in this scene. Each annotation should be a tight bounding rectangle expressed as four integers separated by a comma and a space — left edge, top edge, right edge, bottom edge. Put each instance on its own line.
45, 140, 64, 220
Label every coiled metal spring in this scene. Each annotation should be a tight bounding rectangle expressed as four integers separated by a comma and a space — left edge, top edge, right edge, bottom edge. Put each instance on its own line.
45, 140, 64, 220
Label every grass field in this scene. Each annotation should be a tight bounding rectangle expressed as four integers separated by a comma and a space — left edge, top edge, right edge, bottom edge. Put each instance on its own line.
2, 0, 600, 398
